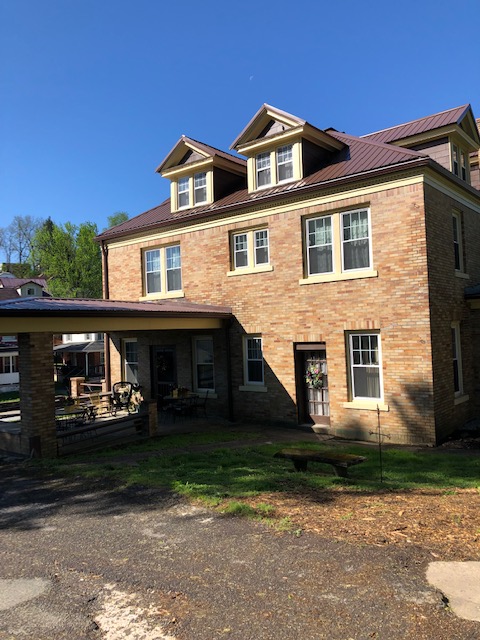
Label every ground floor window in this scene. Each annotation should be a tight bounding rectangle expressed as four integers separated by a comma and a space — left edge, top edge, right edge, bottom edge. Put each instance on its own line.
451, 323, 463, 395
244, 336, 264, 385
0, 354, 18, 374
193, 336, 215, 391
348, 332, 382, 400
123, 339, 138, 384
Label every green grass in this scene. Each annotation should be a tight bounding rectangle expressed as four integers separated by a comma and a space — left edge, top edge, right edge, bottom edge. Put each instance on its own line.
34, 438, 480, 508
0, 390, 19, 403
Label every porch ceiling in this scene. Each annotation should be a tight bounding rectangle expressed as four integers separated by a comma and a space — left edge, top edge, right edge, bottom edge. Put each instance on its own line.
0, 297, 232, 334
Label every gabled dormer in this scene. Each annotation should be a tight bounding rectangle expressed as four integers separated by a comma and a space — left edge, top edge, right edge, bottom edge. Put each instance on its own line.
363, 105, 480, 186
231, 104, 345, 194
156, 136, 247, 213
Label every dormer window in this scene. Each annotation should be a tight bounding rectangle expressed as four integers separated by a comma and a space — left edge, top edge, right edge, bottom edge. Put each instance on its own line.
256, 152, 271, 188
451, 143, 470, 182
276, 145, 293, 182
194, 172, 207, 204
178, 177, 190, 208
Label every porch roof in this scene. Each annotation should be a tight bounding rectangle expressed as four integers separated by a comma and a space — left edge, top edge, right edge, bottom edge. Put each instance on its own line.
0, 297, 233, 334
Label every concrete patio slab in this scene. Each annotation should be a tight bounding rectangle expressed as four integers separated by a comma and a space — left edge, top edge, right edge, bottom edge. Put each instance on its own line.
427, 562, 480, 622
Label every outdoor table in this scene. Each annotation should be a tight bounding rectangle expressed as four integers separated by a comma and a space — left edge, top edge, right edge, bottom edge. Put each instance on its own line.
55, 407, 87, 430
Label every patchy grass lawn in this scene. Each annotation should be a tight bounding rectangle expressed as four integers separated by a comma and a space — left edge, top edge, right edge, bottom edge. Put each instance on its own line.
32, 433, 480, 560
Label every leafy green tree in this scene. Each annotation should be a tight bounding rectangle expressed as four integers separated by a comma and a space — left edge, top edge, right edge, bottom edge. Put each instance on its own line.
106, 211, 129, 229
32, 218, 102, 298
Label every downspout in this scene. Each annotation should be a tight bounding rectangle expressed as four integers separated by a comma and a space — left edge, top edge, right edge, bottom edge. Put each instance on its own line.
101, 241, 111, 391
225, 318, 234, 422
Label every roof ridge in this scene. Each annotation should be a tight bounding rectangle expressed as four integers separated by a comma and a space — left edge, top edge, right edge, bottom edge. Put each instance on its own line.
181, 136, 246, 164
362, 104, 470, 138
331, 130, 427, 158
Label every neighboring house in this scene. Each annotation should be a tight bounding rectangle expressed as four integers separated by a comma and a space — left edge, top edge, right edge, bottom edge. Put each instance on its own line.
95, 104, 480, 445
0, 273, 50, 386
53, 333, 105, 380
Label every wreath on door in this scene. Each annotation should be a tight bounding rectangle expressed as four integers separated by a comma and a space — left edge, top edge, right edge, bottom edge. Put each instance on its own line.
305, 364, 324, 389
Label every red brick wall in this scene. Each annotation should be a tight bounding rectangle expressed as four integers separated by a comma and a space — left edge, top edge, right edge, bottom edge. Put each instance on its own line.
105, 178, 478, 444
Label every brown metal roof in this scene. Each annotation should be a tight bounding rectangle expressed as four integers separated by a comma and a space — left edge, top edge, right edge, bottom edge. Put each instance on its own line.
0, 297, 232, 318
97, 131, 430, 243
362, 105, 471, 144
156, 135, 247, 174
0, 277, 47, 289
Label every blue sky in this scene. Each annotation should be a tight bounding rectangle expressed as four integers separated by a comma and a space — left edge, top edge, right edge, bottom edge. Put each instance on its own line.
1, 0, 479, 250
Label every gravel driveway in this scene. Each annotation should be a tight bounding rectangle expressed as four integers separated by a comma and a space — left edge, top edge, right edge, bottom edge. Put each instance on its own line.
1, 463, 479, 640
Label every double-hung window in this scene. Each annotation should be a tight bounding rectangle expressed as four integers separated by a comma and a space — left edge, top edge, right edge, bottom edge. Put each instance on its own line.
342, 209, 371, 271
193, 336, 215, 391
145, 245, 182, 295
232, 228, 270, 271
451, 323, 463, 395
452, 144, 470, 182
166, 245, 182, 291
452, 212, 464, 272
256, 152, 271, 188
276, 145, 293, 182
178, 177, 190, 208
194, 172, 207, 205
307, 216, 333, 275
244, 336, 264, 385
123, 339, 138, 384
348, 333, 382, 400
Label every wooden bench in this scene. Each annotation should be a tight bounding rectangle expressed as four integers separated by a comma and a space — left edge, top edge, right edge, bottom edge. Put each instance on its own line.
274, 448, 366, 477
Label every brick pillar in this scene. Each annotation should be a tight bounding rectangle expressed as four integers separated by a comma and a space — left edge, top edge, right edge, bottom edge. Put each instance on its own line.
70, 377, 85, 398
19, 333, 57, 458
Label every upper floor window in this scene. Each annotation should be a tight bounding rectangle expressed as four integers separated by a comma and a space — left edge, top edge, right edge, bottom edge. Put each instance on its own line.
231, 228, 270, 272
342, 210, 371, 271
178, 176, 190, 208
194, 172, 207, 204
452, 211, 464, 272
145, 245, 182, 296
451, 143, 470, 182
276, 145, 293, 182
255, 144, 294, 190
305, 208, 372, 279
256, 152, 271, 188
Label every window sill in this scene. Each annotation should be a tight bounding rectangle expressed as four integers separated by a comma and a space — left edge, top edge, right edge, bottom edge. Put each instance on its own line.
454, 271, 470, 280
227, 265, 274, 277
299, 269, 378, 285
239, 385, 268, 393
139, 291, 185, 301
343, 400, 389, 412
454, 393, 469, 406
196, 391, 217, 399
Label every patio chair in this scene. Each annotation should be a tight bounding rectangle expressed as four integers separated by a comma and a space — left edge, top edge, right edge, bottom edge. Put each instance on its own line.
111, 381, 134, 416
191, 390, 209, 418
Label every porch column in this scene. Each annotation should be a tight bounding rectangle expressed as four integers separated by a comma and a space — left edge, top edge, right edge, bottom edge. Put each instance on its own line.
18, 332, 57, 457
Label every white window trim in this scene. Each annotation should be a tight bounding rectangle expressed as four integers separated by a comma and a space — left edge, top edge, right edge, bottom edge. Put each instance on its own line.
347, 331, 384, 404
451, 142, 470, 183
341, 209, 373, 273
194, 172, 208, 205
452, 210, 464, 273
192, 335, 216, 394
254, 143, 297, 191
142, 245, 183, 299
451, 322, 464, 397
122, 338, 138, 384
177, 176, 190, 209
276, 144, 294, 184
241, 335, 265, 388
306, 215, 335, 277
228, 228, 272, 276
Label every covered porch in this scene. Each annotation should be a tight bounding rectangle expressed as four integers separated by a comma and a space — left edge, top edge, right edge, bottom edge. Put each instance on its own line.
0, 297, 232, 457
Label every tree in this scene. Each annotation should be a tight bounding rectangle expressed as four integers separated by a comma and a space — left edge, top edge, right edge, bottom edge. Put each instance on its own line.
32, 218, 102, 298
0, 215, 43, 267
106, 211, 129, 229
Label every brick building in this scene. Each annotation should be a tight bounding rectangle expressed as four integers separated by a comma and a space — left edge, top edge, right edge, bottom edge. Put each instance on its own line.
96, 104, 480, 445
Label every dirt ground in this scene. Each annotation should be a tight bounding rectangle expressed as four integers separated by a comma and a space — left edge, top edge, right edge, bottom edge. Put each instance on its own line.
241, 485, 480, 561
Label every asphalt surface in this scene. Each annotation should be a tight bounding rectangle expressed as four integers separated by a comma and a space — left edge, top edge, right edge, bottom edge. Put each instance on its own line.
1, 456, 480, 639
